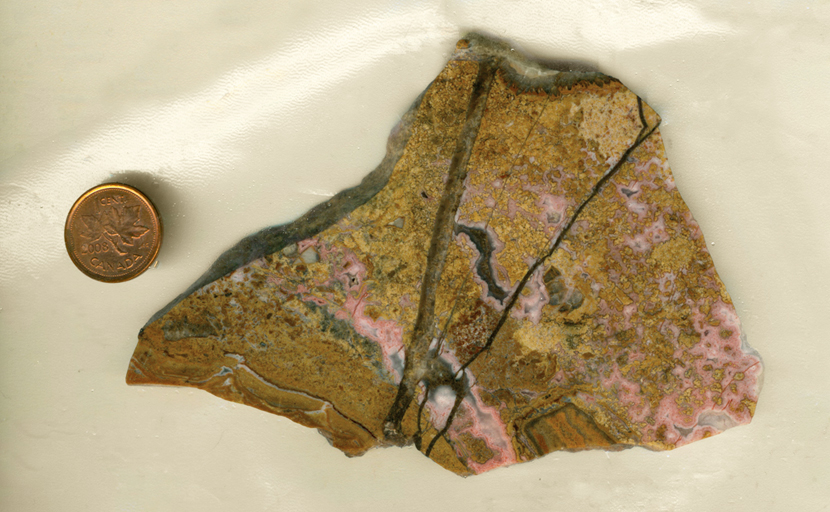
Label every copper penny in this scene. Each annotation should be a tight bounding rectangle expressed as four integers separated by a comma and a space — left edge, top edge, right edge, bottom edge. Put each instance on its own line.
64, 183, 163, 282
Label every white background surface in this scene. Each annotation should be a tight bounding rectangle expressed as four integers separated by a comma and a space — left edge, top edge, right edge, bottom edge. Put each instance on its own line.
1, 1, 828, 510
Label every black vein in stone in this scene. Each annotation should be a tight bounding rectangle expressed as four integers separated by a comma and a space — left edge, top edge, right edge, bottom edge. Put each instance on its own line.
382, 58, 499, 443
425, 379, 466, 456
457, 97, 659, 375
423, 96, 657, 459
413, 383, 431, 450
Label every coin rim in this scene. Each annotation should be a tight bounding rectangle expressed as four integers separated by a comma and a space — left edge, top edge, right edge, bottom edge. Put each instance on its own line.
64, 183, 163, 283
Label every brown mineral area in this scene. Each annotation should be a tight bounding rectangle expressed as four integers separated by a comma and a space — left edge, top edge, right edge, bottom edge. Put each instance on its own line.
126, 33, 763, 475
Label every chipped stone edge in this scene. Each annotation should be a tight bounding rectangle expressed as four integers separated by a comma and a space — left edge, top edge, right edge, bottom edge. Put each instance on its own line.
145, 91, 427, 325
458, 32, 617, 93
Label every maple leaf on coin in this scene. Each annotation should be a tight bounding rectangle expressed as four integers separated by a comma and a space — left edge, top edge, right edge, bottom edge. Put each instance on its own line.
126, 34, 763, 476
79, 211, 106, 240
102, 205, 149, 245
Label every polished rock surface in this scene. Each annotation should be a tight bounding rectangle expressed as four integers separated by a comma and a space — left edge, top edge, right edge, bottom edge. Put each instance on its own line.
126, 34, 763, 475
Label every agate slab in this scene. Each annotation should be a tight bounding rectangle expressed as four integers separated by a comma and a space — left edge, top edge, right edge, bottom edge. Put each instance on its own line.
126, 34, 763, 476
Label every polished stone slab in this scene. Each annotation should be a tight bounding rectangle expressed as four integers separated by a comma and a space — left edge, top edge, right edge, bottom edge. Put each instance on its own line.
126, 34, 763, 476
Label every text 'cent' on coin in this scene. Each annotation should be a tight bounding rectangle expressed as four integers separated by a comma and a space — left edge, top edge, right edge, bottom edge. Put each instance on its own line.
64, 183, 163, 283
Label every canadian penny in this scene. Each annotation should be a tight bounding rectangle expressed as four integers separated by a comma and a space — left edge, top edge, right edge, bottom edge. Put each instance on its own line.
64, 183, 162, 282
